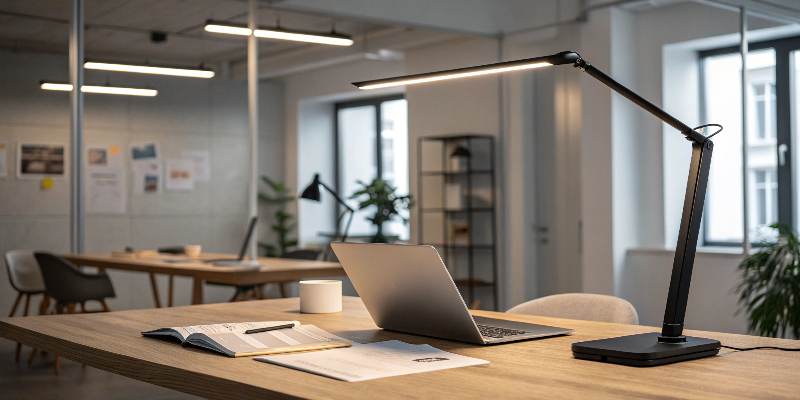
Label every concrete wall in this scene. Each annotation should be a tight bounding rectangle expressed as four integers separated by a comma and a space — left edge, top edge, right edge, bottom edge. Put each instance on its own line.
0, 49, 285, 316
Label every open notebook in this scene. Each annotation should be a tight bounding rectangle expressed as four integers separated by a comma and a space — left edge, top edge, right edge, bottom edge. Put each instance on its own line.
141, 321, 352, 357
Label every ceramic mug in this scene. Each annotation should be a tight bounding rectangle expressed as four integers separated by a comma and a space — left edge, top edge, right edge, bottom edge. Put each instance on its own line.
184, 245, 202, 257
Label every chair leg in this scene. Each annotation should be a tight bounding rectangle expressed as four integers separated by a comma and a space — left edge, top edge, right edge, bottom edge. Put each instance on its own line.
39, 295, 50, 316
54, 356, 60, 374
15, 343, 21, 362
27, 348, 38, 365
168, 275, 174, 307
8, 293, 21, 317
280, 283, 288, 298
22, 294, 31, 317
100, 300, 110, 312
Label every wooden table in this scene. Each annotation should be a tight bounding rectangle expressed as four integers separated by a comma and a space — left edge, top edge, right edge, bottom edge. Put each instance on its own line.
2, 297, 799, 399
62, 253, 344, 307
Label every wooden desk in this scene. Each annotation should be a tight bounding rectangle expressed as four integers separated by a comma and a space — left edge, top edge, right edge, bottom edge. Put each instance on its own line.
1, 297, 798, 399
62, 253, 344, 306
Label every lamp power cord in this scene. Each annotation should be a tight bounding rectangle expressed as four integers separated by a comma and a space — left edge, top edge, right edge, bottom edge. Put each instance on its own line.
721, 345, 800, 352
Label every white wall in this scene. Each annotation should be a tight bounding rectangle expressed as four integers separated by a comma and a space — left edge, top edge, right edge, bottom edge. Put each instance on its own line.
0, 49, 285, 316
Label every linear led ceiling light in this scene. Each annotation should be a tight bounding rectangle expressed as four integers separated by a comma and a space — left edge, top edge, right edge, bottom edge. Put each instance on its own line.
85, 62, 214, 78
204, 20, 353, 46
354, 51, 726, 367
40, 82, 157, 96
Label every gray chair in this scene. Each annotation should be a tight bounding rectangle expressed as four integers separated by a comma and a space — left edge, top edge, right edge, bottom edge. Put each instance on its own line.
5, 250, 47, 362
33, 252, 116, 373
506, 293, 639, 325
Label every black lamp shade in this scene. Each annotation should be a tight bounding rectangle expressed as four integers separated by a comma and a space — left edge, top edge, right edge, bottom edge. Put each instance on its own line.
450, 146, 471, 158
301, 174, 322, 201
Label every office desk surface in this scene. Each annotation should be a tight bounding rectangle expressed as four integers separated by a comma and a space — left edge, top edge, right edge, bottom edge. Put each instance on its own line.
62, 253, 344, 286
62, 253, 344, 305
1, 297, 799, 399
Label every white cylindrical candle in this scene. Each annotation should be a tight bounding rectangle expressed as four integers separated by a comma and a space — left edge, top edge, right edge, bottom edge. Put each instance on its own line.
299, 280, 342, 313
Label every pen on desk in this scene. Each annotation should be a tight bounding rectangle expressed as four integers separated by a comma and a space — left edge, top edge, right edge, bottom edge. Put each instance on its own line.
245, 323, 296, 334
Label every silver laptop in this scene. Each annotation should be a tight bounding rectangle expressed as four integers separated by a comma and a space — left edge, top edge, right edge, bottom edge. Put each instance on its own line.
331, 242, 574, 345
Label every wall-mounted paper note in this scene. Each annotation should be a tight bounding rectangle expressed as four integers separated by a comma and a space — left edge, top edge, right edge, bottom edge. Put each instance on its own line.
86, 167, 126, 214
0, 141, 7, 178
180, 150, 210, 182
166, 158, 194, 191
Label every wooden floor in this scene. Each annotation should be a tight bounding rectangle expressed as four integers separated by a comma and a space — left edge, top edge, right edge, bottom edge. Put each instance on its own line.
0, 337, 197, 399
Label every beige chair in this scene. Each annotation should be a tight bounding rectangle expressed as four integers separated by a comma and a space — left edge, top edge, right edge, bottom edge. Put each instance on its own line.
506, 293, 639, 325
4, 250, 48, 362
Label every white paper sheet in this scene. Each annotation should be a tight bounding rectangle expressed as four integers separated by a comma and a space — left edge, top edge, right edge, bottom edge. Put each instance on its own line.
0, 141, 7, 178
87, 145, 124, 169
86, 167, 125, 214
180, 150, 210, 182
255, 340, 489, 382
165, 158, 194, 191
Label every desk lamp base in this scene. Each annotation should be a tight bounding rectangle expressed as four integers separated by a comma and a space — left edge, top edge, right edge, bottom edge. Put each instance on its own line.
572, 332, 720, 367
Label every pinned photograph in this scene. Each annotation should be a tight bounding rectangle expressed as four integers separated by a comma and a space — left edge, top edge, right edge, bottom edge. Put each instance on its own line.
88, 148, 108, 166
144, 174, 159, 193
131, 142, 158, 161
165, 158, 194, 191
17, 143, 66, 179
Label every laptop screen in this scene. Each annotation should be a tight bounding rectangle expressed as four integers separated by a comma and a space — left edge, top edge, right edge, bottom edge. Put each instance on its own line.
236, 217, 258, 261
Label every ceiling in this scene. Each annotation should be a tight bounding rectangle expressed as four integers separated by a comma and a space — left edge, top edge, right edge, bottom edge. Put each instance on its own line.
0, 0, 394, 69
5, 0, 795, 79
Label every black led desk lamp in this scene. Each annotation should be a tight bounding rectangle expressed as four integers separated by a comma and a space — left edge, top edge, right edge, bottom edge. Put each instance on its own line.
353, 51, 723, 366
301, 173, 355, 244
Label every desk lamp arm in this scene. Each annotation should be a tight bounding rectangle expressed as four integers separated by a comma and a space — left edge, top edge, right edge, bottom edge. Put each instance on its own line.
562, 52, 714, 341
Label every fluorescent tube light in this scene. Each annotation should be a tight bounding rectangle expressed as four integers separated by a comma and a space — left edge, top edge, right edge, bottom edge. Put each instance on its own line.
40, 82, 157, 96
205, 23, 252, 36
254, 29, 353, 46
204, 20, 353, 46
85, 62, 214, 78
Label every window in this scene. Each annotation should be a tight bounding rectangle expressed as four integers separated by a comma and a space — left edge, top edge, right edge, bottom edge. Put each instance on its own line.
336, 95, 409, 240
700, 36, 800, 245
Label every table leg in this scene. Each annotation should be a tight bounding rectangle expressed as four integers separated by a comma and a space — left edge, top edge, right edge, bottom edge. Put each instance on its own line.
192, 278, 204, 305
168, 275, 174, 307
148, 273, 161, 308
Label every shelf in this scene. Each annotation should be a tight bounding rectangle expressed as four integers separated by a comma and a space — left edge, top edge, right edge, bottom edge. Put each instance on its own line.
420, 170, 493, 176
421, 208, 494, 213
426, 244, 495, 249
453, 278, 494, 287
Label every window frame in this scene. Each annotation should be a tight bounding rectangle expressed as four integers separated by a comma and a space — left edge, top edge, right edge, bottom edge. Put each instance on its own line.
699, 35, 800, 246
333, 94, 406, 235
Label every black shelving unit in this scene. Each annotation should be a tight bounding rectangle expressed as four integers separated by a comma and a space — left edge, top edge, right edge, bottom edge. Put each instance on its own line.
417, 134, 498, 310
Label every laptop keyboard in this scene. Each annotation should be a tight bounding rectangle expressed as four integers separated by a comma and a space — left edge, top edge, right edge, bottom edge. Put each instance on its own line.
477, 324, 529, 339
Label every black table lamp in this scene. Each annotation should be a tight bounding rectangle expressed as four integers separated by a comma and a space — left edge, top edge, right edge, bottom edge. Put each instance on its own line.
353, 51, 723, 366
301, 174, 355, 243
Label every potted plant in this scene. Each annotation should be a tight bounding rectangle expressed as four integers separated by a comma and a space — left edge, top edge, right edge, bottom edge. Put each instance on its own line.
258, 176, 298, 257
349, 178, 413, 243
736, 223, 800, 338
